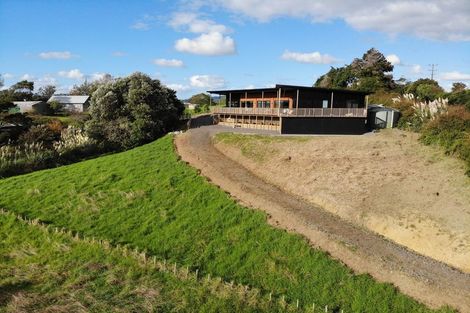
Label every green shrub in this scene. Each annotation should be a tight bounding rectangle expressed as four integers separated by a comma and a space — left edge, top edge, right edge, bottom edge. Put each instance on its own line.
420, 106, 470, 174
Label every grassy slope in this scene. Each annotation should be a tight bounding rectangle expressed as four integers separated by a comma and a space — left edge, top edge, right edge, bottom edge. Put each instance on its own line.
0, 135, 452, 312
0, 211, 283, 313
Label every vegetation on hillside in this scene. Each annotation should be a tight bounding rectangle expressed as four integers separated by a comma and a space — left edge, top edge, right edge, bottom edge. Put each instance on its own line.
0, 73, 184, 178
0, 211, 290, 312
0, 135, 453, 313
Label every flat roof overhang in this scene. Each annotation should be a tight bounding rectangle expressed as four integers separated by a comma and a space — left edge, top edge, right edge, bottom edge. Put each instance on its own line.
208, 84, 371, 96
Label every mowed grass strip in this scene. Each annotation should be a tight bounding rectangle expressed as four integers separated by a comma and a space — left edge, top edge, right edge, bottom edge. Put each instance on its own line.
0, 135, 453, 312
0, 212, 285, 313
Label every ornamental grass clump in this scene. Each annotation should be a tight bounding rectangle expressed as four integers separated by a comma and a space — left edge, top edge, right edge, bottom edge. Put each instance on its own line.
53, 126, 93, 156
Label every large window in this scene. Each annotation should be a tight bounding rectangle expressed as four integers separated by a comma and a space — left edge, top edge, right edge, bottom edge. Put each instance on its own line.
346, 100, 359, 108
241, 101, 253, 108
274, 100, 289, 109
257, 100, 271, 108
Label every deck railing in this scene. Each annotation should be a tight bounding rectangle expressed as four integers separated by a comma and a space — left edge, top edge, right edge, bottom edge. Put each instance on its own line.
212, 107, 367, 118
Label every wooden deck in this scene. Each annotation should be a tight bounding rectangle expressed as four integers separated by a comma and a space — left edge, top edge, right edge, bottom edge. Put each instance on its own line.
212, 107, 367, 118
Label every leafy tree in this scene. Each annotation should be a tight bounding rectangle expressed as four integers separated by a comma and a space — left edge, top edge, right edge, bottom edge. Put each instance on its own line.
405, 78, 444, 101
188, 93, 212, 113
85, 72, 184, 150
9, 80, 34, 101
448, 90, 470, 111
35, 85, 56, 101
70, 74, 113, 96
314, 48, 395, 92
48, 100, 64, 114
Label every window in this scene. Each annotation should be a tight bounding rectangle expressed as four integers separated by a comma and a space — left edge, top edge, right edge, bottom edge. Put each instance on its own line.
257, 100, 270, 108
274, 100, 289, 109
346, 100, 358, 108
322, 100, 329, 108
241, 101, 253, 108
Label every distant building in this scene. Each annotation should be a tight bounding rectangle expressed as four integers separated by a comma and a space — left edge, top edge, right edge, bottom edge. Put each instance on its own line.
13, 100, 49, 114
367, 104, 400, 129
48, 95, 90, 112
184, 102, 197, 110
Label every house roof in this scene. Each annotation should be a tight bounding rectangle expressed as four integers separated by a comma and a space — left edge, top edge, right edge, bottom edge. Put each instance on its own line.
208, 84, 371, 95
13, 101, 45, 106
48, 95, 89, 104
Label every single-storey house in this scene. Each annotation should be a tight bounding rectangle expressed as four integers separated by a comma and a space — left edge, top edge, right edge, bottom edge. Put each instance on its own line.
13, 100, 49, 114
48, 95, 90, 112
208, 84, 371, 134
367, 104, 400, 129
184, 102, 197, 110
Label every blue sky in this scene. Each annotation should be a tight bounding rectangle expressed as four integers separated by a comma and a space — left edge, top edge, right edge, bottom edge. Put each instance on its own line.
1, 0, 469, 98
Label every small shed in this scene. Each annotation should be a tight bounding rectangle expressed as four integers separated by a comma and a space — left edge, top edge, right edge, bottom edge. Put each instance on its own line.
13, 101, 49, 114
48, 95, 90, 112
367, 104, 400, 129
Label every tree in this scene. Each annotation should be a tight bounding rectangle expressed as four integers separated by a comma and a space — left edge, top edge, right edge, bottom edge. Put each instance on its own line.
85, 72, 184, 150
35, 85, 56, 101
48, 100, 64, 114
452, 82, 467, 93
405, 78, 444, 101
188, 93, 211, 113
9, 80, 34, 101
70, 74, 113, 96
314, 48, 395, 92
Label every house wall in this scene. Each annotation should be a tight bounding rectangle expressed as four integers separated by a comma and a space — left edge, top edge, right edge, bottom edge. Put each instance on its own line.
281, 117, 367, 134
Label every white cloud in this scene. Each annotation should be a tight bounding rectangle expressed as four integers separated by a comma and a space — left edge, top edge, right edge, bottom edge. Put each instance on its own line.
410, 64, 422, 74
2, 73, 14, 79
131, 21, 150, 30
167, 83, 192, 92
281, 50, 337, 64
175, 32, 236, 55
209, 0, 470, 41
39, 51, 74, 59
112, 51, 127, 57
386, 54, 401, 66
153, 58, 185, 67
21, 74, 35, 81
189, 75, 225, 88
58, 69, 84, 80
170, 12, 230, 34
441, 71, 470, 81
89, 72, 113, 82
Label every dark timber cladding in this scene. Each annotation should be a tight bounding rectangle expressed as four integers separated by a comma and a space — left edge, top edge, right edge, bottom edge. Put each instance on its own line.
208, 84, 371, 134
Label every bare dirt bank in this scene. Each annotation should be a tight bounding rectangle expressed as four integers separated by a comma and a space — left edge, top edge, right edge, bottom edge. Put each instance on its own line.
175, 126, 470, 312
214, 129, 470, 274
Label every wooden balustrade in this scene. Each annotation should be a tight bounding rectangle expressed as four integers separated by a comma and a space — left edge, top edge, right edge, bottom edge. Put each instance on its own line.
212, 107, 367, 118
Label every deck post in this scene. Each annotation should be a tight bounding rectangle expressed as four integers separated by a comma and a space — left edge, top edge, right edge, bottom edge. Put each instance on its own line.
209, 93, 212, 106
229, 92, 232, 107
330, 91, 334, 108
296, 89, 299, 110
278, 88, 281, 115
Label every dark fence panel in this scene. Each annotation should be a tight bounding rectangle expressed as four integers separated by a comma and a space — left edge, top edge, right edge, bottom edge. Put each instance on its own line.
281, 117, 367, 135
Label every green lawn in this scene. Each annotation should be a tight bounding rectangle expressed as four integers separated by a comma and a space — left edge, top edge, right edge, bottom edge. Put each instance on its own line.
0, 135, 453, 312
0, 211, 283, 312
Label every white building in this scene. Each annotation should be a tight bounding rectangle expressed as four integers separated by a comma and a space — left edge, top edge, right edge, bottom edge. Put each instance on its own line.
48, 95, 90, 112
13, 100, 48, 114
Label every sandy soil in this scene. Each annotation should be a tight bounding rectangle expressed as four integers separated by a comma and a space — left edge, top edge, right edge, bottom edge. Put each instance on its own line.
214, 129, 470, 273
175, 126, 470, 312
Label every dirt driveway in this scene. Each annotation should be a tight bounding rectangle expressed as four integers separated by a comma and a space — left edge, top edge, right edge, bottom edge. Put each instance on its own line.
175, 125, 470, 312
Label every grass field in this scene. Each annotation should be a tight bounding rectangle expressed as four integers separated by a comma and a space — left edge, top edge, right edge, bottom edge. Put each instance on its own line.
0, 210, 287, 312
0, 135, 454, 312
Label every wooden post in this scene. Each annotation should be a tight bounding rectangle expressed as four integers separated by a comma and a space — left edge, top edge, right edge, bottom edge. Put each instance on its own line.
278, 88, 281, 115
296, 89, 299, 110
330, 92, 334, 109
229, 92, 232, 107
209, 93, 212, 106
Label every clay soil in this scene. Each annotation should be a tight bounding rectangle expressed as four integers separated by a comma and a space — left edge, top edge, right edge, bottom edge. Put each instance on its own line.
175, 126, 470, 312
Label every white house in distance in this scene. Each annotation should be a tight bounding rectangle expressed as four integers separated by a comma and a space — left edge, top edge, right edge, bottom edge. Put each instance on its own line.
48, 95, 90, 112
13, 100, 49, 114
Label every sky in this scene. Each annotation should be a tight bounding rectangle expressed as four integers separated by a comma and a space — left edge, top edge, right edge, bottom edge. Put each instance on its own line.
1, 0, 469, 99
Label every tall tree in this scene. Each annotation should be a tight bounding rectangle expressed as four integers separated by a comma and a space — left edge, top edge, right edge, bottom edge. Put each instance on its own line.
405, 78, 444, 101
9, 80, 34, 101
314, 48, 395, 92
35, 85, 56, 101
452, 82, 467, 93
85, 72, 184, 150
